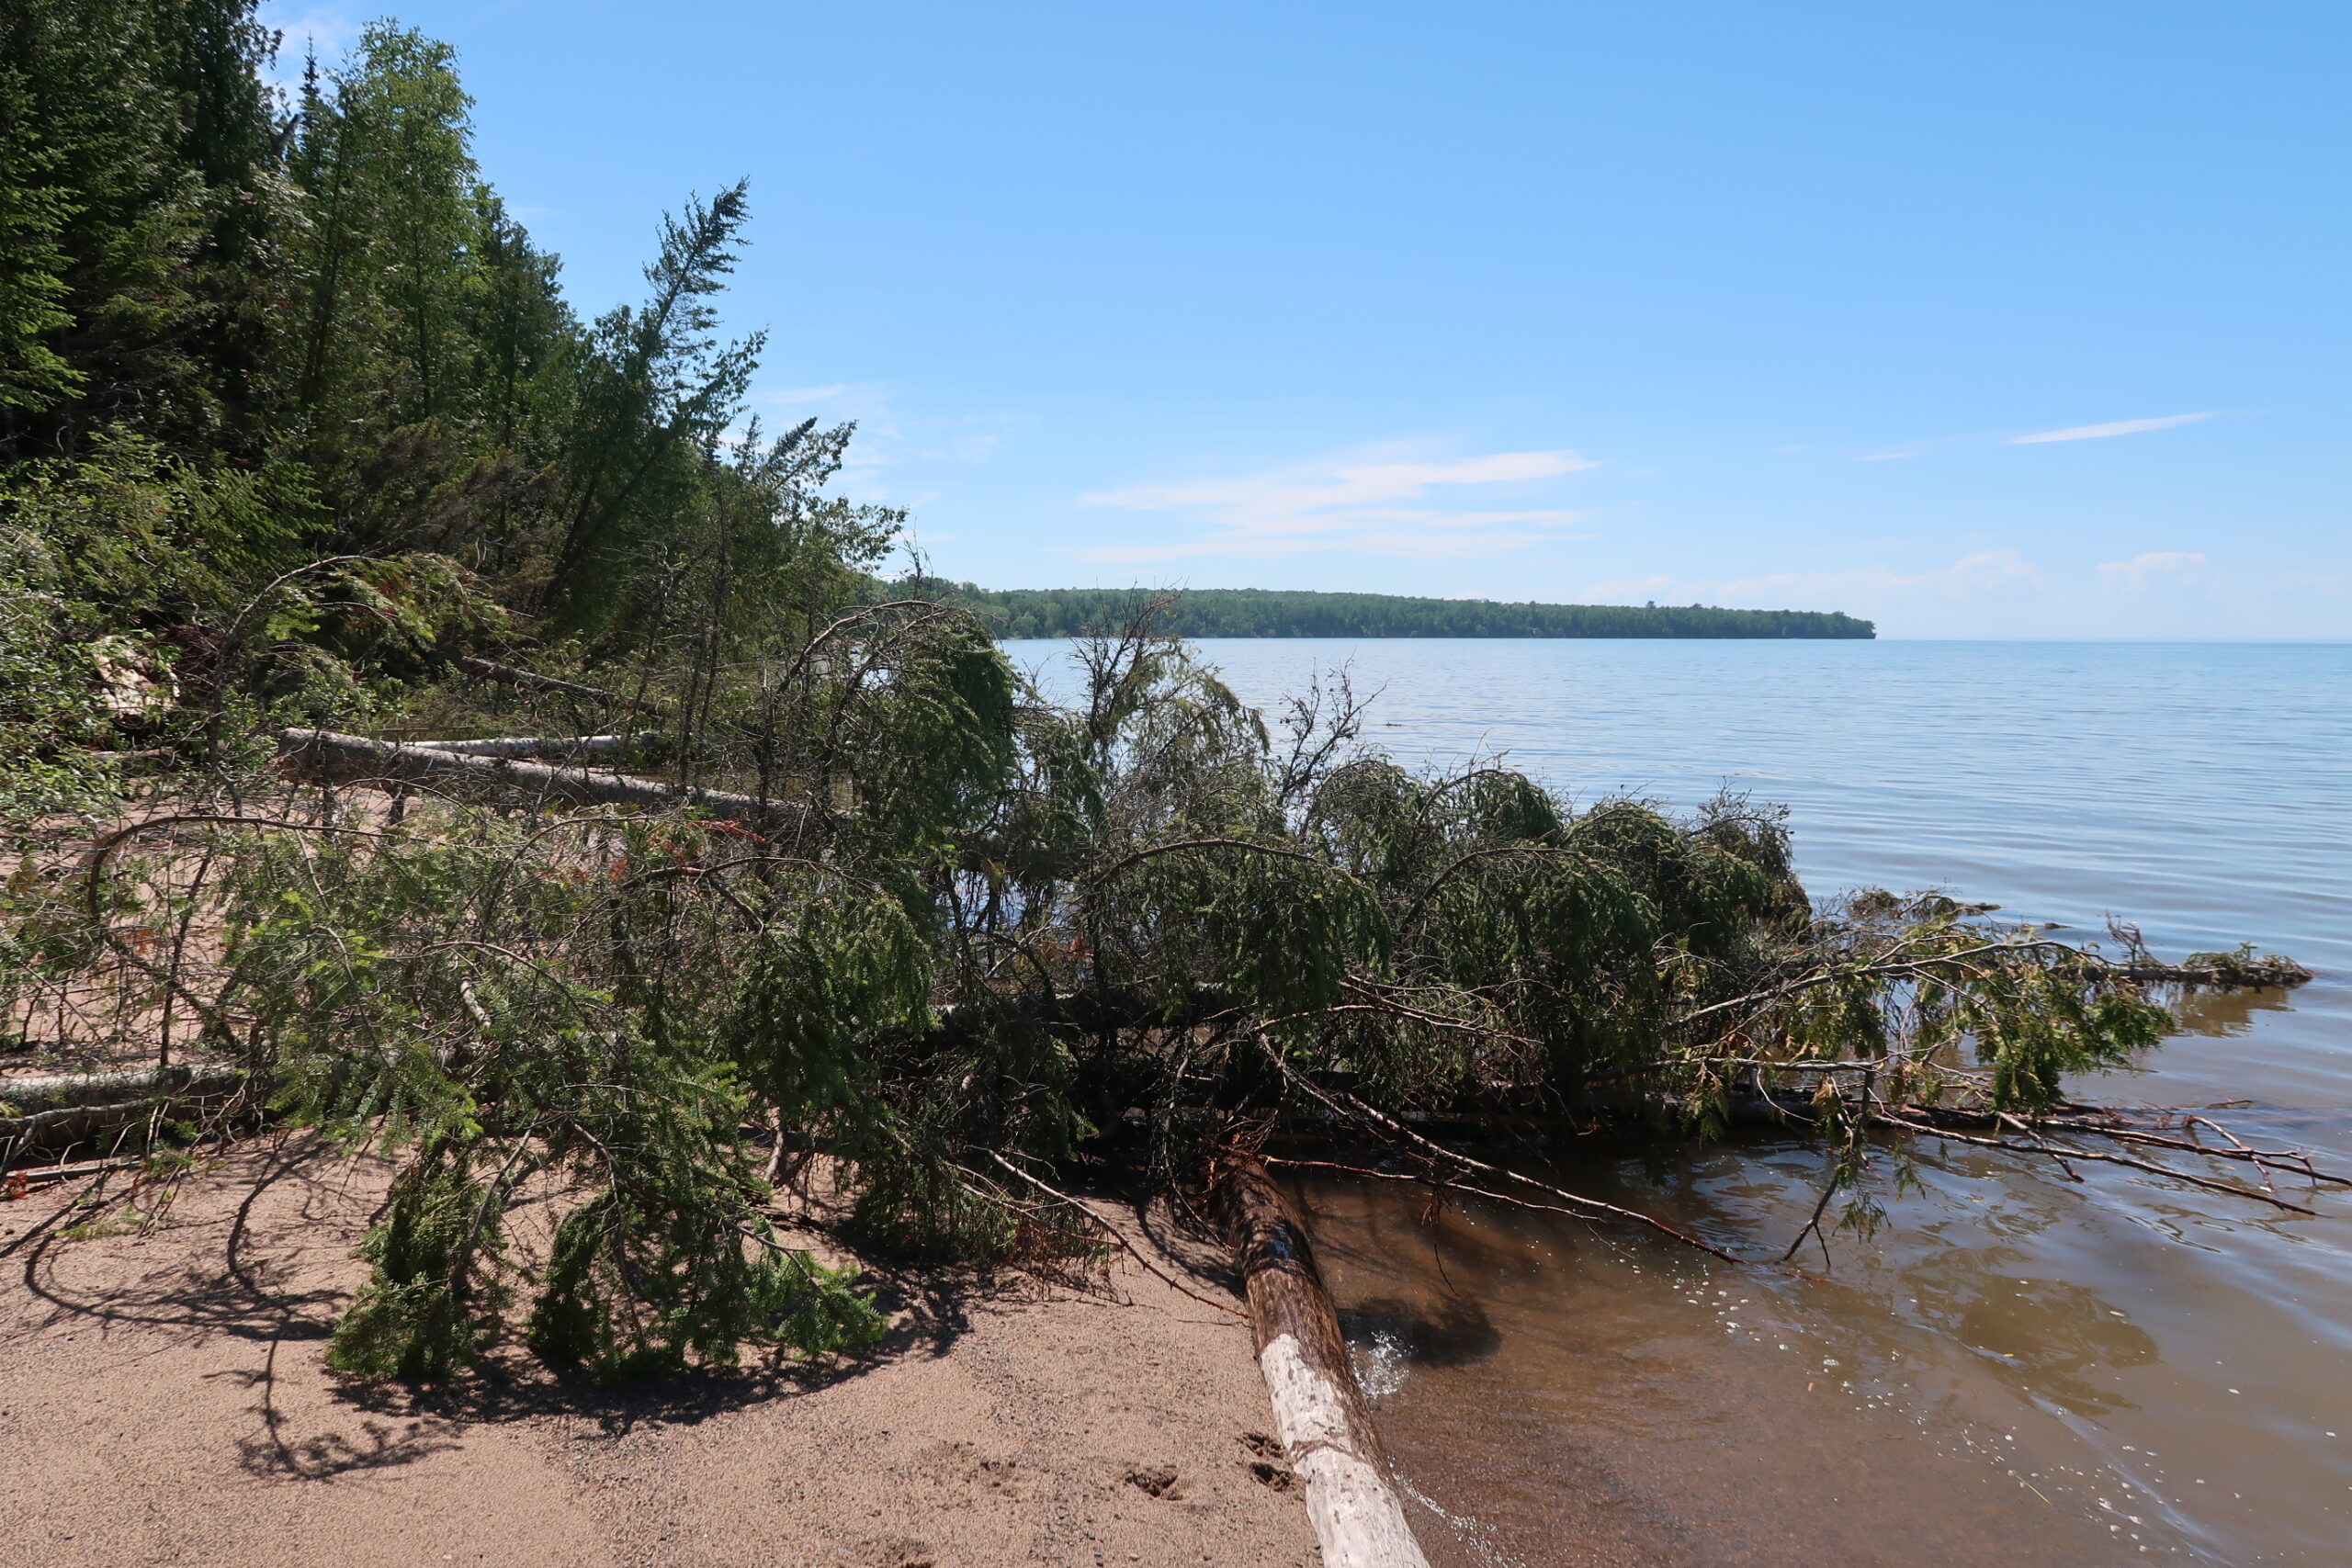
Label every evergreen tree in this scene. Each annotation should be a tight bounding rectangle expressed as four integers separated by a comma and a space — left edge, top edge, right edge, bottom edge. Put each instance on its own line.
0, 2, 2307, 1393
0, 0, 285, 460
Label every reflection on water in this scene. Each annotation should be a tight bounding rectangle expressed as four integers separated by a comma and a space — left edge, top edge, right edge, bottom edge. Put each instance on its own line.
2165, 983, 2300, 1041
1012, 639, 2352, 1567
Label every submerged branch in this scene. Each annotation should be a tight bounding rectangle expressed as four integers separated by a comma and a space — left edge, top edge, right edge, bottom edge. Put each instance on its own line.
1254, 1035, 1754, 1266
1868, 1106, 2320, 1214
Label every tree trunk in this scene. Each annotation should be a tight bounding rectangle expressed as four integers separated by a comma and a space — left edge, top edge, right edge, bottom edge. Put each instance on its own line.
276, 728, 785, 827
1, 1064, 245, 1114
411, 733, 657, 759
1218, 1153, 1431, 1568
2, 1065, 245, 1156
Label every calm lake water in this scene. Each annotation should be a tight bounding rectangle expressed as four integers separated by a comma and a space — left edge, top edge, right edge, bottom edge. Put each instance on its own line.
1012, 638, 2352, 1568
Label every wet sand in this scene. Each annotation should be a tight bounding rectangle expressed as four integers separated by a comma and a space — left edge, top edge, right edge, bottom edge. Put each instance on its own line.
0, 1139, 1317, 1568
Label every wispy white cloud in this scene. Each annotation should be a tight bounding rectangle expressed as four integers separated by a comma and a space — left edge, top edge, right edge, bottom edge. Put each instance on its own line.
2008, 412, 2214, 445
1076, 447, 1599, 562
1738, 550, 2040, 602
2098, 550, 2208, 591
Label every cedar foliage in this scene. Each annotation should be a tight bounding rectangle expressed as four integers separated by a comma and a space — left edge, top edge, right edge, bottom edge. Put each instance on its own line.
0, 5, 2309, 1385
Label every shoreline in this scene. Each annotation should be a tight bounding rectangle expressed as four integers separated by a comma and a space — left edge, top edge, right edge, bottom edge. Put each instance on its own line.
0, 1139, 1318, 1568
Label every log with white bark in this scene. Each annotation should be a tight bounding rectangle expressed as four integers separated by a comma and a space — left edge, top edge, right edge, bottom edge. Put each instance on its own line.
1, 1064, 246, 1115
1, 1064, 246, 1153
410, 733, 658, 759
1219, 1153, 1431, 1568
276, 728, 786, 828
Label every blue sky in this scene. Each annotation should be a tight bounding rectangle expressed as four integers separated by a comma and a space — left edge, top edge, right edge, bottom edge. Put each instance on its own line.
266, 1, 2347, 638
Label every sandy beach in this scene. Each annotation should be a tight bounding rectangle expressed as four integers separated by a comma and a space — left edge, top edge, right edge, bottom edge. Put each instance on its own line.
0, 1140, 1319, 1568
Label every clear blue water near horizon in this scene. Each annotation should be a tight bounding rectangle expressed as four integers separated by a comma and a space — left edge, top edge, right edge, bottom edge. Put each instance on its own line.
1013, 637, 2350, 1567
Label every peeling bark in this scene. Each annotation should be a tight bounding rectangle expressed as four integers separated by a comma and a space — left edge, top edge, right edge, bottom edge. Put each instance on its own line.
1218, 1153, 1430, 1568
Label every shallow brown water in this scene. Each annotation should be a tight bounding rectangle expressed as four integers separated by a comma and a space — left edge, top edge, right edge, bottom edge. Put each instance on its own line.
1017, 638, 2352, 1566
1299, 1068, 2352, 1566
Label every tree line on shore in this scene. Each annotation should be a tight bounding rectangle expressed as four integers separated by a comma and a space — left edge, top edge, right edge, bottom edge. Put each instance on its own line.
943, 585, 1875, 640
2, 1, 2324, 1391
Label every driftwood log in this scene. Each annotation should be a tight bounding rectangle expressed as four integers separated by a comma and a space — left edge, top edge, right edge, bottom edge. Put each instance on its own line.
2, 1064, 246, 1115
412, 733, 658, 759
1219, 1153, 1431, 1568
1, 1064, 246, 1156
276, 728, 783, 827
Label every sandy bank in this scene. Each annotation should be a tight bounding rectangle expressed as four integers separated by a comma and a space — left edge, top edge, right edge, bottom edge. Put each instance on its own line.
0, 1140, 1318, 1568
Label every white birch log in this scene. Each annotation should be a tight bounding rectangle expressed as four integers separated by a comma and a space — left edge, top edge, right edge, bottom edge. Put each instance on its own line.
410, 733, 657, 759
276, 728, 786, 828
1221, 1154, 1431, 1568
1, 1064, 246, 1152
1, 1063, 244, 1114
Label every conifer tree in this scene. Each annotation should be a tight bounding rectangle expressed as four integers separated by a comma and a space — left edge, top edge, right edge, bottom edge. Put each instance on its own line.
0, 1, 2319, 1391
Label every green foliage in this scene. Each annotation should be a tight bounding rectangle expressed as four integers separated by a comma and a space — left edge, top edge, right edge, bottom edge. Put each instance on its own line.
530, 1181, 884, 1382
290, 26, 483, 430
938, 583, 1877, 640
0, 428, 299, 624
0, 3, 2265, 1388
0, 0, 287, 459
0, 58, 79, 414
329, 1151, 504, 1381
720, 885, 931, 1130
1741, 890, 2180, 1118
0, 572, 119, 826
545, 182, 765, 634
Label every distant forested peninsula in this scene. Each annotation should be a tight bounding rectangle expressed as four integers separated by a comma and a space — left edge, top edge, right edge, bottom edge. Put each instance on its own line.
941, 585, 1876, 640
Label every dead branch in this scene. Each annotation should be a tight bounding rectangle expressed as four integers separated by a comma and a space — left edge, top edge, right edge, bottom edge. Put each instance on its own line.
981, 1151, 1246, 1320
1255, 1034, 1753, 1265
455, 656, 642, 708
1868, 1106, 2318, 1214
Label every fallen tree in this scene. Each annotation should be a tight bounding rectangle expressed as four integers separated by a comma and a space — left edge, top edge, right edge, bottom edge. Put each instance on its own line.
412, 733, 660, 759
275, 728, 784, 824
10, 608, 2322, 1393
455, 657, 649, 710
0, 40, 2324, 1439
1, 1063, 245, 1114
1220, 1152, 1430, 1568
1, 1065, 246, 1158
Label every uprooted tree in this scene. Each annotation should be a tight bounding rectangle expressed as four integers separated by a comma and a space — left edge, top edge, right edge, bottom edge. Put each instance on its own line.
2, 1, 2332, 1388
